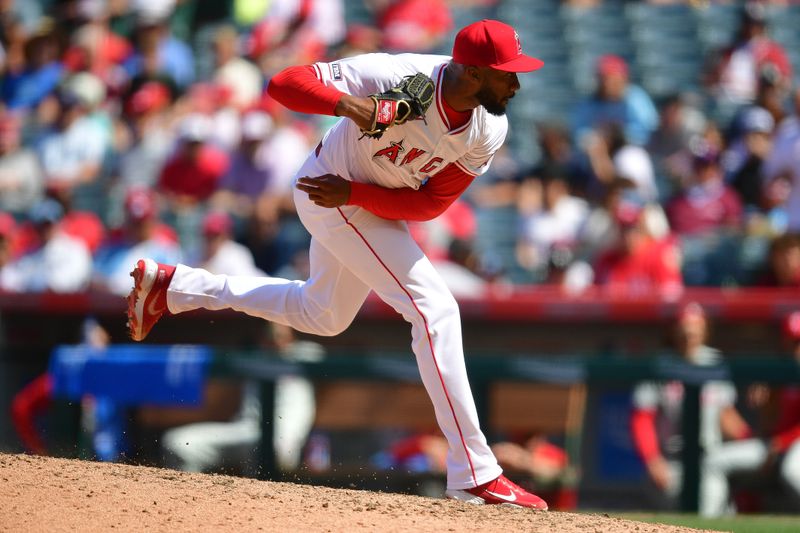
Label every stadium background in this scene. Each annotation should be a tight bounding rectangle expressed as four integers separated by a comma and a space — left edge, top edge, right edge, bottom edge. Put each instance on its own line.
0, 0, 799, 520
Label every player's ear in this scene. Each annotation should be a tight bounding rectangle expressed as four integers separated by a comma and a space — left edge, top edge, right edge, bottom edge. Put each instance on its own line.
466, 66, 482, 82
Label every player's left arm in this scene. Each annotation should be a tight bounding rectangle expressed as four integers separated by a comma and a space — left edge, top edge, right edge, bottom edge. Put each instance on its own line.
296, 163, 475, 221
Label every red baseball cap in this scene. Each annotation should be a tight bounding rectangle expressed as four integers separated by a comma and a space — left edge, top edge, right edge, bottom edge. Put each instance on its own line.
597, 54, 628, 77
452, 20, 544, 73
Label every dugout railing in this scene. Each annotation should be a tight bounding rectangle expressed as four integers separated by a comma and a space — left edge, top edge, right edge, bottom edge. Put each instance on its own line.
48, 345, 800, 512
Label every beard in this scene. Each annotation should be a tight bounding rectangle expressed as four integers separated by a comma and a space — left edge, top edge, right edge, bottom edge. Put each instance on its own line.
476, 86, 508, 116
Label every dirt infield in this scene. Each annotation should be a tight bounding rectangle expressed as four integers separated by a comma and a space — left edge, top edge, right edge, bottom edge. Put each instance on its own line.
0, 453, 718, 532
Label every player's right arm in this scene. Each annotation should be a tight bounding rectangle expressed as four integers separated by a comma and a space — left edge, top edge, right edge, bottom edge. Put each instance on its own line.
267, 54, 421, 131
267, 65, 374, 131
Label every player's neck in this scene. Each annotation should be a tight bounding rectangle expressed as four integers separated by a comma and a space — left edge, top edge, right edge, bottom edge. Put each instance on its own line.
441, 63, 479, 113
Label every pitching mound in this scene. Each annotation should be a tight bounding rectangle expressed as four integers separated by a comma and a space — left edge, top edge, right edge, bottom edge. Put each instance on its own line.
1, 453, 714, 532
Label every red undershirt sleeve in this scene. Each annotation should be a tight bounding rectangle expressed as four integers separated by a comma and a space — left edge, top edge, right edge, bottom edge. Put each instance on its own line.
346, 163, 476, 221
773, 426, 800, 453
267, 65, 344, 116
631, 408, 660, 462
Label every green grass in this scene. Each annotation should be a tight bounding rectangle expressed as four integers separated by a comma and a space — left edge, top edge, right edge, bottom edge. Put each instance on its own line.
617, 513, 800, 533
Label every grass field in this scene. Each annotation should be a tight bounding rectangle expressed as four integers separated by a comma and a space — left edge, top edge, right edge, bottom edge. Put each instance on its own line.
617, 513, 800, 533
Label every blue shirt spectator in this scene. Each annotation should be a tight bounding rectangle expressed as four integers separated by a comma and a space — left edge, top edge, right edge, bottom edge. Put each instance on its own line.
1, 30, 63, 110
572, 55, 659, 148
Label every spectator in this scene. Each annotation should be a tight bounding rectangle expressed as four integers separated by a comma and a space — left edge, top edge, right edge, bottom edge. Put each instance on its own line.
210, 110, 279, 220
195, 210, 265, 277
763, 87, 800, 233
723, 106, 774, 211
61, 1, 133, 92
35, 79, 110, 197
0, 112, 44, 216
571, 54, 659, 148
648, 94, 707, 169
578, 177, 637, 262
516, 171, 589, 277
585, 122, 659, 203
630, 302, 751, 513
115, 80, 175, 191
529, 122, 586, 197
157, 113, 229, 206
248, 0, 345, 76
123, 1, 195, 90
0, 212, 17, 290
593, 202, 683, 299
541, 241, 594, 295
93, 188, 182, 296
705, 2, 792, 114
0, 22, 63, 111
665, 142, 743, 237
372, 0, 453, 53
2, 198, 92, 292
701, 311, 800, 516
211, 25, 263, 110
757, 233, 800, 289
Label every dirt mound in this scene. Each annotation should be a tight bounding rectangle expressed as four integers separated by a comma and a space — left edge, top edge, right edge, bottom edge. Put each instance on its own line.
0, 453, 716, 532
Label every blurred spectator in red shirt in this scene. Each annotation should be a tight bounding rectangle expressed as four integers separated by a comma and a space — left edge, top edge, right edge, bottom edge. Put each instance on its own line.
371, 0, 453, 53
593, 202, 683, 299
665, 142, 743, 236
158, 113, 229, 206
705, 2, 792, 120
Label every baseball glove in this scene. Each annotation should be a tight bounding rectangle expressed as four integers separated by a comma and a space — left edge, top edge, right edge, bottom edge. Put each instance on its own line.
360, 72, 435, 139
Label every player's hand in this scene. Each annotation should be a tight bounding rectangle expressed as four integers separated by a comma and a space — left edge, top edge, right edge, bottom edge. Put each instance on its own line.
296, 174, 351, 208
645, 456, 672, 491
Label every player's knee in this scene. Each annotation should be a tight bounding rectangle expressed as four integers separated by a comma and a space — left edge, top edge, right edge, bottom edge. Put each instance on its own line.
426, 293, 460, 325
314, 314, 353, 336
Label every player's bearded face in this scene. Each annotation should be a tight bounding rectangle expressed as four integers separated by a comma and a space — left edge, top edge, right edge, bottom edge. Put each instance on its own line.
475, 69, 519, 116
476, 84, 508, 116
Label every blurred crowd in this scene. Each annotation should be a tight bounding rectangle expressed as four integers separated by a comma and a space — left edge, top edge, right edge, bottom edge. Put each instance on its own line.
0, 0, 797, 298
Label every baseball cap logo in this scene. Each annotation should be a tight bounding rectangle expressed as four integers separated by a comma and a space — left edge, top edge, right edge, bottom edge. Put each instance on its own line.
514, 31, 522, 55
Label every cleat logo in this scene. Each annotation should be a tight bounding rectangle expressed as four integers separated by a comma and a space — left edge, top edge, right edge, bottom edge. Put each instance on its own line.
485, 489, 517, 503
146, 294, 166, 317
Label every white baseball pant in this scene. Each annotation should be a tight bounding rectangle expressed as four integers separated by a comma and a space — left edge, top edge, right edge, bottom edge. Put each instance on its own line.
165, 153, 502, 489
702, 439, 800, 516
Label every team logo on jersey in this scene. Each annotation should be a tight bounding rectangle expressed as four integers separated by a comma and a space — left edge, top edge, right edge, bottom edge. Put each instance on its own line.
330, 62, 342, 80
373, 139, 444, 173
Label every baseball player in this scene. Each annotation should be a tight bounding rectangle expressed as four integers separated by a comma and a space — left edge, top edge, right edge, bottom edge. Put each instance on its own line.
127, 19, 547, 509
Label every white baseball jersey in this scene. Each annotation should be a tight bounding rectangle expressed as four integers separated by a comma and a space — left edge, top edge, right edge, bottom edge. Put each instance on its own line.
310, 53, 508, 188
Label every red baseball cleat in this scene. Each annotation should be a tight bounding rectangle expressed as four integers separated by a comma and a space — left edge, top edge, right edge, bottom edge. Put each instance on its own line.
127, 258, 174, 341
446, 474, 548, 510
